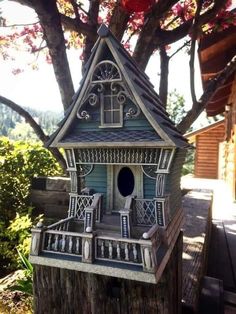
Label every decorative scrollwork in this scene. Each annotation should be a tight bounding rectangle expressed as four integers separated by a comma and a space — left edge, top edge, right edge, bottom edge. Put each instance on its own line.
141, 165, 157, 179
78, 164, 94, 177
125, 107, 140, 119
77, 110, 91, 120
111, 81, 120, 93
88, 93, 99, 106
77, 90, 99, 120
96, 83, 104, 93
117, 91, 126, 105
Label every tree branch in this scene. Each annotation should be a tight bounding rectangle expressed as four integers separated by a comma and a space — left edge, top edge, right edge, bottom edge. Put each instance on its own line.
159, 46, 169, 107
133, 0, 228, 70
133, 0, 179, 70
1, 21, 39, 28
69, 0, 82, 22
169, 40, 190, 59
82, 0, 100, 66
153, 0, 228, 47
59, 14, 93, 35
109, 1, 130, 42
189, 0, 203, 104
0, 95, 67, 171
177, 55, 236, 134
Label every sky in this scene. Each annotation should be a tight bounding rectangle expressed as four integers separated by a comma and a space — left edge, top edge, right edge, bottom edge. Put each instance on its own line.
0, 0, 204, 116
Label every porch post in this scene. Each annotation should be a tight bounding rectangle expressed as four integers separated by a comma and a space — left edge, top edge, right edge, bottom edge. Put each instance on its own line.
30, 222, 44, 256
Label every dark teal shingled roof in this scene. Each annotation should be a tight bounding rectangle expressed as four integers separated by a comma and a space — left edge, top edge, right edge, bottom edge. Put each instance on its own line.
60, 130, 162, 143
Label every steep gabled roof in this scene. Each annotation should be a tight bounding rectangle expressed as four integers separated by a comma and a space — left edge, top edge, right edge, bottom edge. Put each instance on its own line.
47, 24, 188, 149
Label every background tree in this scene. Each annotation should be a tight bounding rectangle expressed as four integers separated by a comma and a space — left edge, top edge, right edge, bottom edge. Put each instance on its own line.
0, 0, 236, 161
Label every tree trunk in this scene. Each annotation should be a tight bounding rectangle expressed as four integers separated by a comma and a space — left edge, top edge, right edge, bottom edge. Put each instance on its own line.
31, 0, 75, 111
159, 47, 169, 107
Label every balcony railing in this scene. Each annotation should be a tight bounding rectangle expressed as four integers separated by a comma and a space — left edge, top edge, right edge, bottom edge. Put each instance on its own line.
68, 193, 103, 222
95, 236, 142, 265
132, 198, 157, 226
42, 229, 83, 257
30, 217, 160, 273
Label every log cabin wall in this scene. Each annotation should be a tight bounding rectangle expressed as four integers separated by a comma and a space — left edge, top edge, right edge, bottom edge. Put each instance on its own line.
194, 123, 225, 179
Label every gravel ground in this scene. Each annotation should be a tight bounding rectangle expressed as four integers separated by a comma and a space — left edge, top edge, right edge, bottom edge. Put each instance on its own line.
0, 270, 32, 314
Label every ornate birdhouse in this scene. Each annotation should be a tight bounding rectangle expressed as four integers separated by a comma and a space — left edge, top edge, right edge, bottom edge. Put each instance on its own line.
30, 24, 189, 302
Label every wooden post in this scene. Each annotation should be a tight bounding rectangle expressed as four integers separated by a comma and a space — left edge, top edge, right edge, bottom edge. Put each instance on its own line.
119, 209, 132, 238
30, 222, 44, 256
84, 207, 96, 232
119, 195, 134, 238
82, 233, 94, 263
140, 241, 156, 273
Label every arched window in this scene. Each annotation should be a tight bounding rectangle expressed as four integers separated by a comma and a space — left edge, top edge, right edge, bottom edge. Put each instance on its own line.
91, 61, 126, 127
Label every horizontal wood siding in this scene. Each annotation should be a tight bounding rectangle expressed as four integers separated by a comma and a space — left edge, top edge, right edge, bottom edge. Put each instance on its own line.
143, 175, 156, 199
85, 165, 107, 209
73, 112, 153, 133
195, 124, 225, 179
166, 149, 187, 217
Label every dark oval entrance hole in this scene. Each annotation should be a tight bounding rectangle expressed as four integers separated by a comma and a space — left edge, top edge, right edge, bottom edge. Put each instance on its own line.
117, 167, 134, 197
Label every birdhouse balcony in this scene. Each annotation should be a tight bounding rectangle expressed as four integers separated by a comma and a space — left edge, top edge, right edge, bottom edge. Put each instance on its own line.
30, 216, 159, 273
30, 186, 183, 283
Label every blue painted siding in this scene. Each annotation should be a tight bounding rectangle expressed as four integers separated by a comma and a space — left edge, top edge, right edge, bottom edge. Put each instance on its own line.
143, 175, 155, 199
85, 165, 107, 209
73, 110, 153, 133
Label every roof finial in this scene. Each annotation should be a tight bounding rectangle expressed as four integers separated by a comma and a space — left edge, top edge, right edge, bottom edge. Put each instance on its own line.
97, 24, 110, 38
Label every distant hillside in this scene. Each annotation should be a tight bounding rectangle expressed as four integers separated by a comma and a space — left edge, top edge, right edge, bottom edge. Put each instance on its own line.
0, 104, 63, 140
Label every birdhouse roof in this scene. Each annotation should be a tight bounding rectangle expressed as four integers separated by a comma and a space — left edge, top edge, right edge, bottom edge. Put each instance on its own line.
46, 24, 188, 149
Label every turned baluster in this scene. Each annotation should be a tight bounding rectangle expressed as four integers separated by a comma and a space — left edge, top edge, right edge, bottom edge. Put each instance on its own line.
75, 237, 80, 254
125, 243, 129, 261
68, 236, 73, 253
109, 241, 113, 259
54, 234, 59, 251
61, 235, 66, 252
101, 241, 105, 258
116, 243, 121, 260
47, 234, 52, 250
132, 243, 138, 262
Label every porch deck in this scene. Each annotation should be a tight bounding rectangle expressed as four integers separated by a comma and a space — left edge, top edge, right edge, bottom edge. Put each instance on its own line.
181, 183, 212, 309
181, 176, 236, 311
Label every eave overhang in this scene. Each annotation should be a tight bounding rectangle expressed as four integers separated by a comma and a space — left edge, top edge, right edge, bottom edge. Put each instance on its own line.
198, 23, 236, 116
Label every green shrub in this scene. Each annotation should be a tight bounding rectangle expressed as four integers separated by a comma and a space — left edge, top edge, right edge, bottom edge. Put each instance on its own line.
8, 250, 34, 296
0, 138, 62, 220
0, 137, 62, 275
